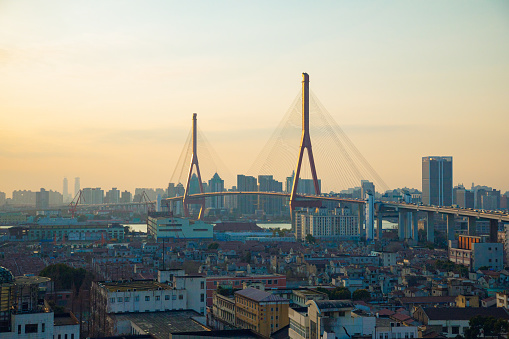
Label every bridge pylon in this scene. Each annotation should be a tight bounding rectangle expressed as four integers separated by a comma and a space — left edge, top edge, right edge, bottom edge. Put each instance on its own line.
183, 113, 205, 219
289, 73, 322, 216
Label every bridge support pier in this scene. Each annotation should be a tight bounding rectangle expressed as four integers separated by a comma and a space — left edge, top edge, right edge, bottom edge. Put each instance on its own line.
490, 219, 498, 243
411, 212, 419, 244
358, 206, 365, 239
398, 210, 407, 241
468, 216, 477, 236
447, 214, 455, 242
426, 211, 435, 243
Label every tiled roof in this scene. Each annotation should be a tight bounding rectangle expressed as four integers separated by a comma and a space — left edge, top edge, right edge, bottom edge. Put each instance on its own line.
235, 288, 288, 303
423, 307, 509, 321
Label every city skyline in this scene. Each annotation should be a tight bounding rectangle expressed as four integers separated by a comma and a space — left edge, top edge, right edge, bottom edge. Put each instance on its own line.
1, 1, 508, 194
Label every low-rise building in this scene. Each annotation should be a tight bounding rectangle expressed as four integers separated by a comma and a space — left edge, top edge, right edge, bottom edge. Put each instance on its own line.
90, 269, 206, 336
147, 216, 213, 240
235, 287, 289, 337
449, 235, 503, 271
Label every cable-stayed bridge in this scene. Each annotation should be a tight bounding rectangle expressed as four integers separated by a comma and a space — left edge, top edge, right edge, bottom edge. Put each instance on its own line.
53, 73, 509, 244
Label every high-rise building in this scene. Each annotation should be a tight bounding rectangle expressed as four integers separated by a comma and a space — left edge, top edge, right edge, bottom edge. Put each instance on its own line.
422, 156, 453, 206
208, 173, 224, 209
0, 192, 5, 206
36, 188, 50, 210
105, 188, 120, 204
361, 180, 375, 199
237, 174, 257, 215
258, 175, 284, 216
74, 177, 80, 197
285, 171, 321, 195
120, 190, 132, 203
63, 177, 69, 202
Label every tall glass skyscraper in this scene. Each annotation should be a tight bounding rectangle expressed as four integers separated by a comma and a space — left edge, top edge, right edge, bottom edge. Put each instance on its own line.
422, 156, 453, 206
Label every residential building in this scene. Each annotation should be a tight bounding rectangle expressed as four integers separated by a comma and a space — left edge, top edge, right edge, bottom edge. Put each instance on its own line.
27, 223, 125, 242
0, 267, 80, 339
449, 235, 503, 270
235, 287, 289, 337
292, 300, 376, 339
237, 175, 258, 215
90, 269, 206, 335
422, 156, 453, 206
206, 274, 286, 307
300, 207, 359, 241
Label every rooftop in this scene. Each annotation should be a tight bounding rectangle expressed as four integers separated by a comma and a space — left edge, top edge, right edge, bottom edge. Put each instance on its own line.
113, 310, 208, 339
423, 307, 509, 321
235, 288, 288, 303
313, 300, 354, 311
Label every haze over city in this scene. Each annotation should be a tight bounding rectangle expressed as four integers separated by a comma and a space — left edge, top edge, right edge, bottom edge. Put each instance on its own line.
1, 1, 508, 194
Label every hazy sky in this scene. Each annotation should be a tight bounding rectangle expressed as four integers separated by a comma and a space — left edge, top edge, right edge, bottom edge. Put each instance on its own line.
1, 1, 508, 196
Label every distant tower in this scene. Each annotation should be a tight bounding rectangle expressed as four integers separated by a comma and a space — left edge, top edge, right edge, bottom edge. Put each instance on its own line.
63, 177, 69, 202
74, 177, 80, 197
422, 156, 453, 206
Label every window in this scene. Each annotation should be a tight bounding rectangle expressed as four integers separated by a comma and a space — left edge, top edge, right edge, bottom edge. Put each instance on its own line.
179, 294, 183, 300
165, 295, 170, 300
442, 326, 448, 333
135, 296, 139, 301
201, 294, 205, 302
71, 335, 74, 339
125, 297, 130, 302
201, 281, 205, 289
42, 323, 45, 332
145, 296, 150, 301
25, 324, 38, 333
173, 295, 177, 300
18, 325, 21, 334
452, 326, 459, 334
156, 296, 160, 301
118, 297, 123, 302
65, 334, 68, 339
110, 297, 115, 303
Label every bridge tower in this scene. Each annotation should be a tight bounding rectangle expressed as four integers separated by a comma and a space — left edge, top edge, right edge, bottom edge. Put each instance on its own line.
183, 113, 205, 219
289, 73, 322, 216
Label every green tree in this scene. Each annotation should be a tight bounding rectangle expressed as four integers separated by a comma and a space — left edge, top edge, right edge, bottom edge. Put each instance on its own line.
316, 287, 351, 300
352, 289, 371, 301
208, 242, 220, 250
39, 264, 94, 294
305, 234, 316, 244
464, 315, 509, 339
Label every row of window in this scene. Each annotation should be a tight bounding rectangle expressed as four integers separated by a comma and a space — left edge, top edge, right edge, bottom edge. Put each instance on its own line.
110, 294, 184, 303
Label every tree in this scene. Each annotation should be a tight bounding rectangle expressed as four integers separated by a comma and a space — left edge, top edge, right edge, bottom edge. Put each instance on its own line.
316, 287, 351, 300
464, 315, 509, 339
39, 264, 94, 294
208, 242, 219, 250
352, 289, 371, 301
242, 251, 252, 264
305, 234, 316, 244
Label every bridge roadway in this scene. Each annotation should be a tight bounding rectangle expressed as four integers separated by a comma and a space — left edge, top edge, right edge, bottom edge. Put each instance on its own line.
163, 191, 364, 205
377, 201, 509, 222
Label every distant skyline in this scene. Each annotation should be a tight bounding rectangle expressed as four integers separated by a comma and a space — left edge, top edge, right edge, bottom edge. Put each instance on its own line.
1, 1, 508, 194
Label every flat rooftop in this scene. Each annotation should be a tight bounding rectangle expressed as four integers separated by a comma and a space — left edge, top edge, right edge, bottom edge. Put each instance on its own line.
113, 310, 208, 338
97, 280, 173, 292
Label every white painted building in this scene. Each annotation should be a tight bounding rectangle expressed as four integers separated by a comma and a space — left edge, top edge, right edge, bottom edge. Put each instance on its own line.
289, 300, 375, 339
91, 269, 206, 316
147, 216, 213, 240
300, 207, 359, 241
